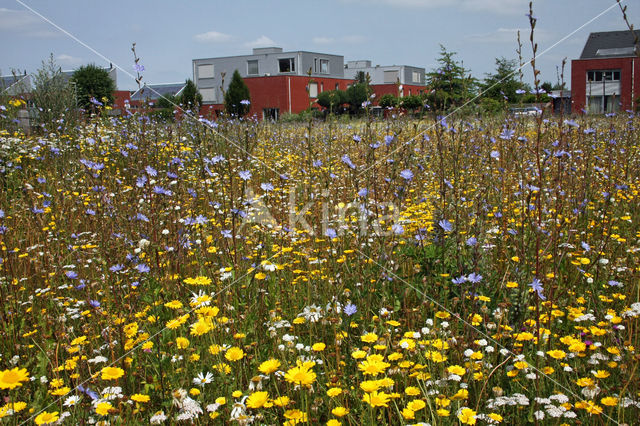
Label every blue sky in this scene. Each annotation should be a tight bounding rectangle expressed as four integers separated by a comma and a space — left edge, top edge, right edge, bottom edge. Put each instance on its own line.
1, 0, 638, 91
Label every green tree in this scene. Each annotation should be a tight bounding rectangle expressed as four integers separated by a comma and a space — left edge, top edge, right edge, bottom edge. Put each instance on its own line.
346, 83, 369, 114
71, 64, 115, 110
31, 54, 76, 130
400, 95, 422, 113
155, 94, 177, 121
480, 57, 525, 105
179, 79, 202, 111
425, 45, 476, 112
378, 94, 398, 109
317, 89, 346, 114
224, 70, 251, 117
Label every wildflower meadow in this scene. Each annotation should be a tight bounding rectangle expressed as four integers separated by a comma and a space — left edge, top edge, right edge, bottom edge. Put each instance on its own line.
1, 105, 640, 425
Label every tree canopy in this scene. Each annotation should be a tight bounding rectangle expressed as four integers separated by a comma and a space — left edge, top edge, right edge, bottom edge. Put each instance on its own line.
425, 45, 476, 112
224, 70, 251, 117
71, 64, 115, 110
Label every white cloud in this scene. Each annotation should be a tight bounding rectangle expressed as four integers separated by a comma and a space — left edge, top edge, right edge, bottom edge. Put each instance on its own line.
0, 8, 60, 38
194, 31, 232, 43
56, 54, 83, 66
313, 35, 366, 45
244, 35, 277, 48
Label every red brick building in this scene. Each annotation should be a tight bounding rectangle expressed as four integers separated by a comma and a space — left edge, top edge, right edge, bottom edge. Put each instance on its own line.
571, 30, 640, 114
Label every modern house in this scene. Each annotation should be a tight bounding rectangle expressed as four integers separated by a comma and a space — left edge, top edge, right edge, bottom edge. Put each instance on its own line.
1, 73, 32, 96
193, 47, 351, 119
571, 30, 640, 114
344, 60, 427, 97
130, 82, 187, 106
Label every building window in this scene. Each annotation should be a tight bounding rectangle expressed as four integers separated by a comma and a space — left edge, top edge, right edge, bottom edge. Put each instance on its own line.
335, 83, 340, 90
198, 64, 215, 79
384, 70, 399, 84
308, 82, 318, 98
586, 70, 620, 82
412, 71, 422, 83
200, 88, 216, 103
278, 58, 295, 73
320, 59, 329, 74
320, 82, 324, 93
247, 60, 259, 75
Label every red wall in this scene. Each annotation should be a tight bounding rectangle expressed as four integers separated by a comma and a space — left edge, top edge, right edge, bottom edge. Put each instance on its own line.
571, 57, 640, 114
113, 90, 130, 112
371, 84, 427, 101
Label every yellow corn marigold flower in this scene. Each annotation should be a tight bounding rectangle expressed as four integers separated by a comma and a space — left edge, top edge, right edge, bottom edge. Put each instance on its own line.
327, 420, 341, 426
131, 394, 150, 403
331, 406, 349, 417
351, 350, 367, 359
0, 368, 30, 390
225, 347, 245, 362
34, 411, 59, 425
246, 391, 269, 409
284, 363, 316, 387
405, 386, 421, 396
361, 332, 378, 343
437, 408, 450, 417
258, 358, 281, 374
576, 377, 595, 387
447, 365, 466, 376
327, 387, 342, 397
100, 366, 124, 381
407, 399, 426, 411
273, 396, 290, 407
284, 409, 307, 421
360, 380, 381, 393
457, 407, 477, 424
402, 407, 415, 419
600, 396, 618, 406
184, 276, 212, 286
95, 401, 112, 415
312, 342, 326, 352
176, 337, 190, 349
546, 349, 566, 359
488, 412, 503, 422
593, 370, 610, 379
362, 391, 391, 407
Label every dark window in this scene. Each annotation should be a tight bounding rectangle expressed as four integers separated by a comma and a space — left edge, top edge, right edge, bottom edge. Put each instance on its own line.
247, 60, 259, 75
278, 58, 295, 73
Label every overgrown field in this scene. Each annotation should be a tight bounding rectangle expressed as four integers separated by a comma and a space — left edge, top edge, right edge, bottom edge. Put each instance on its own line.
1, 111, 639, 425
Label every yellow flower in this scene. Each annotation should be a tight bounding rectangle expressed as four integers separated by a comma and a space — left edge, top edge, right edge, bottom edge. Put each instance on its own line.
327, 387, 343, 397
600, 396, 618, 406
225, 347, 245, 362
190, 318, 213, 336
312, 342, 326, 352
452, 389, 469, 400
593, 370, 610, 379
447, 365, 466, 376
331, 406, 349, 417
402, 408, 415, 419
405, 386, 421, 396
258, 358, 281, 374
273, 396, 290, 407
576, 377, 595, 387
457, 407, 477, 425
184, 276, 212, 286
407, 399, 426, 411
488, 412, 503, 422
176, 337, 190, 349
100, 366, 124, 381
351, 350, 367, 359
284, 409, 307, 422
358, 358, 390, 376
361, 332, 378, 343
95, 401, 113, 415
546, 349, 566, 359
254, 272, 266, 280
362, 391, 391, 407
360, 380, 381, 393
437, 408, 450, 417
131, 394, 150, 403
34, 411, 59, 425
0, 368, 29, 390
284, 362, 316, 387
246, 391, 269, 409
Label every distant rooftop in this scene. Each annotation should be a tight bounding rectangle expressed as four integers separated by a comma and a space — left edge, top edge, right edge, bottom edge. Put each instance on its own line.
131, 82, 186, 101
580, 30, 640, 59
